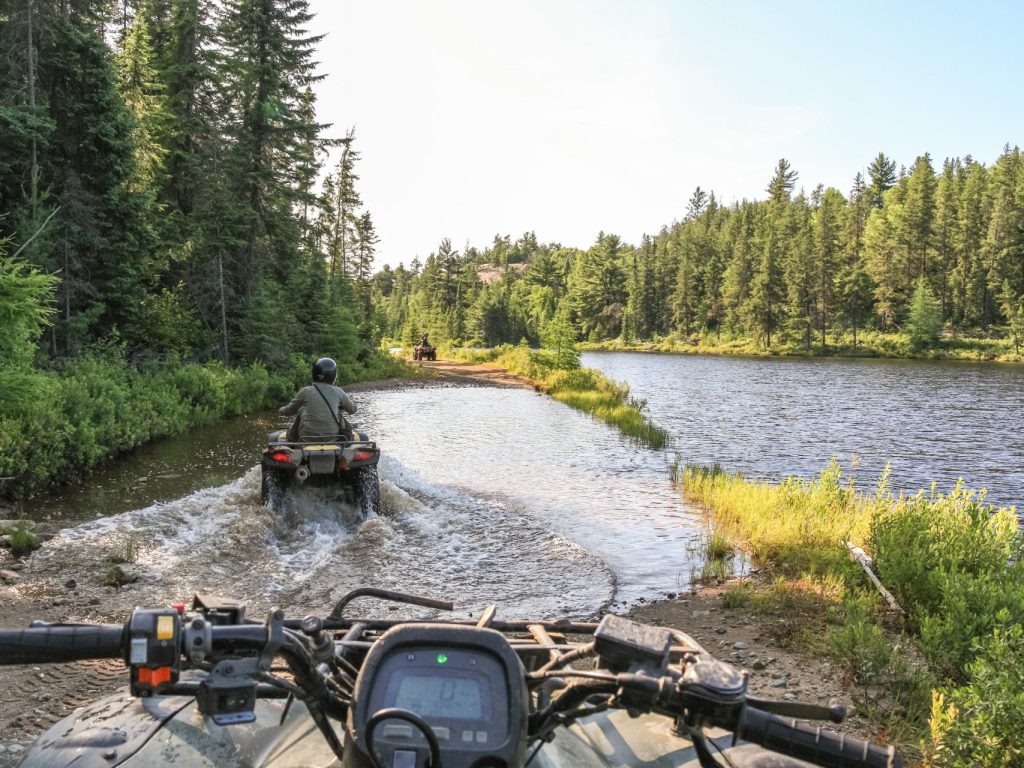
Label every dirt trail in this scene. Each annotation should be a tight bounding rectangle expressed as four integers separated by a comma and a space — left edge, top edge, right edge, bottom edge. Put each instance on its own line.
414, 358, 536, 388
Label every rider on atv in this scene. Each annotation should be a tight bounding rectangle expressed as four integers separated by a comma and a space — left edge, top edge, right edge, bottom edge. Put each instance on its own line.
280, 357, 356, 441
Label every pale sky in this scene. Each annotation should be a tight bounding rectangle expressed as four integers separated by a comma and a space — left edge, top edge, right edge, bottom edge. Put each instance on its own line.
308, 1, 1024, 268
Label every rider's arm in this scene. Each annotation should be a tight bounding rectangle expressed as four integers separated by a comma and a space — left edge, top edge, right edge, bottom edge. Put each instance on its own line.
338, 389, 357, 415
278, 387, 308, 416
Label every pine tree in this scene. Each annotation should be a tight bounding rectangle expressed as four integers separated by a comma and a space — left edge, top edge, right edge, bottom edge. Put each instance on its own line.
766, 158, 798, 204
953, 161, 990, 327
783, 196, 816, 349
35, 3, 157, 353
813, 187, 845, 348
933, 158, 961, 320
568, 233, 628, 340
749, 209, 786, 347
867, 152, 897, 208
907, 277, 942, 348
899, 153, 937, 286
837, 174, 874, 345
329, 128, 361, 280
352, 210, 378, 316
218, 0, 327, 300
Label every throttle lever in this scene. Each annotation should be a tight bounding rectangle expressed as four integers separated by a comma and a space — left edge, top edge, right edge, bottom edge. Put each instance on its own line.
746, 696, 847, 723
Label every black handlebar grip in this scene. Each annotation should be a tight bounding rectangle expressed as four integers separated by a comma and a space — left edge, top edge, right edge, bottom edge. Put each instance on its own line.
738, 706, 901, 768
0, 624, 125, 665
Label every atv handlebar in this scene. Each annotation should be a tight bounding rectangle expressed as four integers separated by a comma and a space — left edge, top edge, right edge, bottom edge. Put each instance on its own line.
0, 622, 125, 665
737, 706, 900, 768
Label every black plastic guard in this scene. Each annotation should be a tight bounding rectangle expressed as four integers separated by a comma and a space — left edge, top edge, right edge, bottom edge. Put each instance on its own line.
18, 692, 191, 768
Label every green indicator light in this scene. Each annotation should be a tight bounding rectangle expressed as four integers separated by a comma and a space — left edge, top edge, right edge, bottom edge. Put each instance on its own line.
436, 653, 448, 664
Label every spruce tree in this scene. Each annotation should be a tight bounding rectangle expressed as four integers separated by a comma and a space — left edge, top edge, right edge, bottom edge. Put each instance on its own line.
867, 152, 897, 208
766, 158, 798, 204
907, 277, 942, 348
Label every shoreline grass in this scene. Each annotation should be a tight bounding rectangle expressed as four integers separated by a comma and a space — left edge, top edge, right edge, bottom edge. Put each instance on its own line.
679, 461, 1024, 764
446, 344, 668, 448
581, 329, 1023, 364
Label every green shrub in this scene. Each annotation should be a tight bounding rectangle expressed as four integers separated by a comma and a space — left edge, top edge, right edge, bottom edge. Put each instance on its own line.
0, 349, 409, 498
869, 486, 1024, 678
8, 528, 41, 556
828, 591, 893, 684
928, 618, 1024, 768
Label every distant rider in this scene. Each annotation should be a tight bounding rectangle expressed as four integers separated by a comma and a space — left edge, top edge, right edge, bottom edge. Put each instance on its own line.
419, 332, 430, 348
279, 357, 357, 442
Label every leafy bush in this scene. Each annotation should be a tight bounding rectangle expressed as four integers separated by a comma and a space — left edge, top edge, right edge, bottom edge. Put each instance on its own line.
869, 486, 1024, 678
0, 349, 406, 498
828, 591, 894, 684
8, 528, 41, 556
927, 618, 1024, 768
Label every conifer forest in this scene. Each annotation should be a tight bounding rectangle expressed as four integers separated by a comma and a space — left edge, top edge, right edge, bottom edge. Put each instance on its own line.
1, 0, 1023, 494
379, 150, 1024, 357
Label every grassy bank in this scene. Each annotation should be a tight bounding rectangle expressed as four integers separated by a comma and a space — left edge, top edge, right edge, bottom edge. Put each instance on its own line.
681, 462, 1024, 765
582, 329, 1023, 363
0, 351, 409, 500
445, 344, 668, 448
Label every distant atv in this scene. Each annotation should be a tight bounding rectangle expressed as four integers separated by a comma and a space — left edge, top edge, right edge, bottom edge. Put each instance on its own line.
261, 430, 381, 519
412, 341, 436, 361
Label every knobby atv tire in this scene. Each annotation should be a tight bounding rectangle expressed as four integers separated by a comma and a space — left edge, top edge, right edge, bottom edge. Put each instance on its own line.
356, 465, 381, 519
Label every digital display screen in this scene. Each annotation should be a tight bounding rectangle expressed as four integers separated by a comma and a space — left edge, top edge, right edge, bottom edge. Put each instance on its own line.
390, 673, 485, 720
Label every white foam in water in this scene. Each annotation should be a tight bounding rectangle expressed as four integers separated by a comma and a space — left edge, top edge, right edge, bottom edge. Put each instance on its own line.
29, 458, 614, 620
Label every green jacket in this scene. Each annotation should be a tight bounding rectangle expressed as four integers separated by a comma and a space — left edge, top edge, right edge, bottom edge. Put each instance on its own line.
279, 383, 357, 440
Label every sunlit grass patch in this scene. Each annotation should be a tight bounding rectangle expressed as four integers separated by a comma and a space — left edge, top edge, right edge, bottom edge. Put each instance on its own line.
681, 460, 874, 574
448, 344, 668, 448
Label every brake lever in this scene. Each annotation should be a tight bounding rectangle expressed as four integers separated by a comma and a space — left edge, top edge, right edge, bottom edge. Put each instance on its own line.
745, 696, 847, 723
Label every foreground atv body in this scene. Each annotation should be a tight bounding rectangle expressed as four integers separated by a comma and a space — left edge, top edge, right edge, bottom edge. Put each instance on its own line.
2, 588, 899, 768
18, 689, 808, 768
261, 430, 381, 518
412, 342, 436, 361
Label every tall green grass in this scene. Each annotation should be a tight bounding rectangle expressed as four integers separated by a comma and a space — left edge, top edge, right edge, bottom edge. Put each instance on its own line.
680, 460, 873, 573
447, 344, 668, 448
680, 461, 1024, 764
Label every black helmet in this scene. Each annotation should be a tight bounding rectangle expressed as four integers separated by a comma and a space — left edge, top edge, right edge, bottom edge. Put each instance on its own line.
312, 357, 337, 384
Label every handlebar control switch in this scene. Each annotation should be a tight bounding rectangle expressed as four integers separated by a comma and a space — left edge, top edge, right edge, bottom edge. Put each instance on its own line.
128, 608, 182, 697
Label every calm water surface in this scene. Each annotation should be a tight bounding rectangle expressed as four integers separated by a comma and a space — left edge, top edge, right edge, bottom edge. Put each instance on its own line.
584, 352, 1024, 510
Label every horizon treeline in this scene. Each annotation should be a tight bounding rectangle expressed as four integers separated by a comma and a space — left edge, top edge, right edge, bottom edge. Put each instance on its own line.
1, 0, 377, 368
374, 148, 1024, 352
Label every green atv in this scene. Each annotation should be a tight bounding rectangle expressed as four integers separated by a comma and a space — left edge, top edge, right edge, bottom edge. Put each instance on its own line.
260, 430, 381, 519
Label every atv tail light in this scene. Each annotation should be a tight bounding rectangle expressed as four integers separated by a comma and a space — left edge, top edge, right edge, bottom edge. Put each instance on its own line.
269, 452, 291, 464
354, 451, 372, 461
